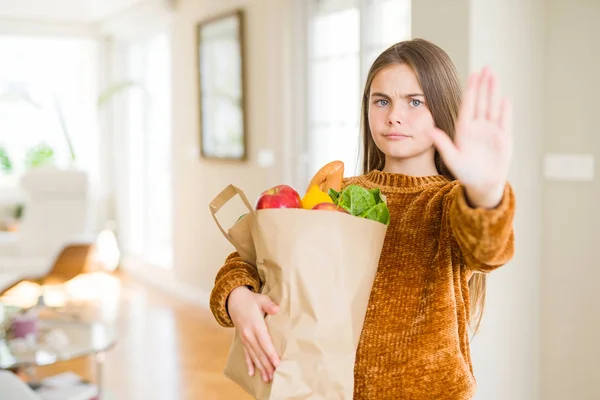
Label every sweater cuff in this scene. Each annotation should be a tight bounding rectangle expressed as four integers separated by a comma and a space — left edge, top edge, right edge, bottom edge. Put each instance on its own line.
453, 182, 514, 226
210, 269, 261, 327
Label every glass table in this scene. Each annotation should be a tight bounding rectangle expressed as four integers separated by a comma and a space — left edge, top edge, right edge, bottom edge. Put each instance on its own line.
0, 304, 117, 398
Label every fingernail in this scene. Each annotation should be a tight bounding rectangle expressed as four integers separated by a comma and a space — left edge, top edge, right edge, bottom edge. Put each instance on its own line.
269, 373, 274, 380
249, 369, 254, 376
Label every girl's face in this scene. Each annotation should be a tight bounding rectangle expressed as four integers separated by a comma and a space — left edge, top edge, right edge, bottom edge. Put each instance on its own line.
368, 63, 437, 167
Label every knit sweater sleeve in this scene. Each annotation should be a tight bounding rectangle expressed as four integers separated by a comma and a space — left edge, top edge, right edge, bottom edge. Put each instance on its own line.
448, 182, 516, 272
209, 251, 262, 327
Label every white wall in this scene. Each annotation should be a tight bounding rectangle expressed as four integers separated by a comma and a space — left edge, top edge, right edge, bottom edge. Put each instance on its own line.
99, 0, 304, 301
170, 0, 298, 294
0, 0, 146, 23
414, 0, 543, 398
412, 0, 470, 84
541, 0, 600, 399
468, 0, 543, 399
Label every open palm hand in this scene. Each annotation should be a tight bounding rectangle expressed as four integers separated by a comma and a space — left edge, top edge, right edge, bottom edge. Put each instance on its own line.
430, 67, 513, 208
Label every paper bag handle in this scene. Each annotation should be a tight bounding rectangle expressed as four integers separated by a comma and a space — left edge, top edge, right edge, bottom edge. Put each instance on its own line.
209, 184, 255, 245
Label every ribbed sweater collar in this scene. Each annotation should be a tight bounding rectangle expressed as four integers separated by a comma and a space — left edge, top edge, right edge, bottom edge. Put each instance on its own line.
362, 169, 450, 192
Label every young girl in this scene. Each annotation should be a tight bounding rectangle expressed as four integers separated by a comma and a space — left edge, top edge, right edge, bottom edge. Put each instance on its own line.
210, 38, 515, 399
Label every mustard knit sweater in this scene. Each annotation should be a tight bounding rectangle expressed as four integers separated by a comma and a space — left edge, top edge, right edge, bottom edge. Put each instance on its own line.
210, 170, 515, 399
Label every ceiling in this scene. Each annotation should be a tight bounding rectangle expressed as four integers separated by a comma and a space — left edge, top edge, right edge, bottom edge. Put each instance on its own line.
0, 0, 146, 23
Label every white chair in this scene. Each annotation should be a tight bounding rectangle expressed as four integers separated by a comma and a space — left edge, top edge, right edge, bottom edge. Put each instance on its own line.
0, 167, 93, 293
0, 371, 42, 400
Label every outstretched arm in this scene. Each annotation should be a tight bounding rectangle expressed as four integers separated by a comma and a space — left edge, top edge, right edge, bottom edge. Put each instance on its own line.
431, 67, 515, 271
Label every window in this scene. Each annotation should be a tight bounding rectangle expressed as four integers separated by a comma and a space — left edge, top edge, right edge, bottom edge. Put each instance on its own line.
309, 4, 361, 177
121, 32, 173, 269
307, 0, 411, 177
0, 35, 98, 188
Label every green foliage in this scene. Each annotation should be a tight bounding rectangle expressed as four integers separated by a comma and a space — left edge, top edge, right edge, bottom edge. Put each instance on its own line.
24, 142, 55, 170
0, 146, 12, 173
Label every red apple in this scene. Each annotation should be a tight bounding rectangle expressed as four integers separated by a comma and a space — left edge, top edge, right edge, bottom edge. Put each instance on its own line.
256, 185, 302, 210
312, 202, 349, 213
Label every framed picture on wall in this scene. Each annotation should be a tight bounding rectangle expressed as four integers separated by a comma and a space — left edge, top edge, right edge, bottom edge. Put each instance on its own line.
196, 9, 247, 161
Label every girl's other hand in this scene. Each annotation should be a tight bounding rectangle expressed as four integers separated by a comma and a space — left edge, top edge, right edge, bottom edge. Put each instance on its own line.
227, 286, 280, 382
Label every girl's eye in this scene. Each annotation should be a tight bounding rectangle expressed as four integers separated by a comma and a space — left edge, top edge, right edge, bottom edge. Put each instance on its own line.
409, 99, 423, 107
375, 99, 389, 107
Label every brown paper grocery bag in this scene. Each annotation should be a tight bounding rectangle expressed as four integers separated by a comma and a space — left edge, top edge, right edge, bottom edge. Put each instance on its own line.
210, 184, 387, 400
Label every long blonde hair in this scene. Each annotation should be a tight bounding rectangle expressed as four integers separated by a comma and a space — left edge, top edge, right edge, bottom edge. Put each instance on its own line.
360, 38, 487, 334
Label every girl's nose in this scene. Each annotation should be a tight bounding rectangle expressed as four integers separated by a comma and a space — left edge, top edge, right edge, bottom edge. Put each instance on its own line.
388, 106, 404, 125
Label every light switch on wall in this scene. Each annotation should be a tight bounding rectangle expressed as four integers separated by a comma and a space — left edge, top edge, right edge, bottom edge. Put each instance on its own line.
257, 149, 275, 168
543, 153, 595, 181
